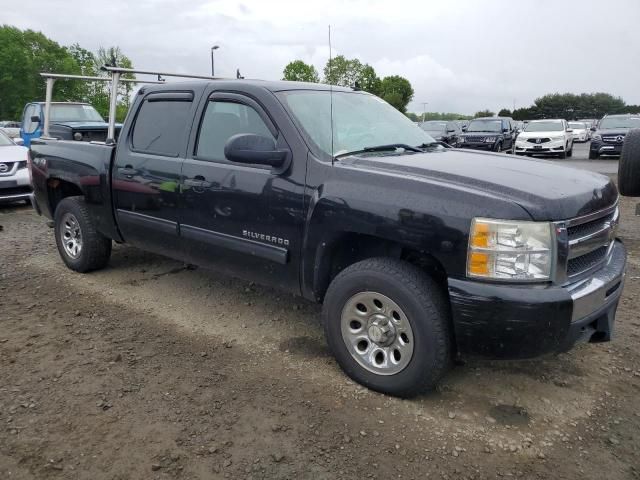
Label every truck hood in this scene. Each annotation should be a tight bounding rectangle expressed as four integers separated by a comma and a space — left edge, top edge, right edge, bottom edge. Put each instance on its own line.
52, 121, 122, 130
339, 149, 617, 221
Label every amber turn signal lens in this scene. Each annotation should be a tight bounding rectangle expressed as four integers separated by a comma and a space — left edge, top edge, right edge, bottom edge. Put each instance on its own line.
469, 252, 489, 275
471, 222, 490, 248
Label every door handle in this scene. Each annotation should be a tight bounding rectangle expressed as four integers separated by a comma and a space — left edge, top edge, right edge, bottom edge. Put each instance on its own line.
118, 166, 137, 176
183, 178, 211, 188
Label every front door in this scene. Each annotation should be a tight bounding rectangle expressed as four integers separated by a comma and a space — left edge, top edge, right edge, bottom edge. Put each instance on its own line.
113, 90, 198, 259
180, 91, 306, 294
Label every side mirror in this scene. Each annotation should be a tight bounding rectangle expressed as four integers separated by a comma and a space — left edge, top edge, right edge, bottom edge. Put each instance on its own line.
224, 134, 287, 168
462, 126, 467, 132
566, 129, 573, 133
590, 126, 596, 131
30, 115, 41, 123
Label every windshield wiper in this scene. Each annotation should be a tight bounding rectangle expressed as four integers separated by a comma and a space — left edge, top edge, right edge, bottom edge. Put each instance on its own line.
334, 143, 422, 159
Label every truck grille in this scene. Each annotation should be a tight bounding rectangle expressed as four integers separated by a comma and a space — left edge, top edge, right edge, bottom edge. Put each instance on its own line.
464, 135, 486, 143
560, 205, 619, 281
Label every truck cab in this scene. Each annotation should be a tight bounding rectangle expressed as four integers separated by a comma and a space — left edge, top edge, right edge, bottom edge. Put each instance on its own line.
20, 101, 119, 147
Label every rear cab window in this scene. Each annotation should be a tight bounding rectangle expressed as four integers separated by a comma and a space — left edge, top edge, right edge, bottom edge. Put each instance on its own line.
130, 92, 194, 157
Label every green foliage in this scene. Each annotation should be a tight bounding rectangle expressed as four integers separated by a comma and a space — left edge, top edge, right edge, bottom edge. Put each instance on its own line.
379, 75, 413, 113
497, 108, 512, 117
0, 25, 134, 122
323, 55, 381, 95
282, 60, 319, 83
512, 93, 629, 120
474, 109, 495, 118
409, 112, 472, 121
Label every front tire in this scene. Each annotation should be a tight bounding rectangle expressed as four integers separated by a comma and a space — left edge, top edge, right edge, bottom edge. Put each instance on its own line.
566, 144, 573, 157
322, 258, 451, 397
54, 196, 112, 272
618, 129, 640, 196
589, 150, 599, 160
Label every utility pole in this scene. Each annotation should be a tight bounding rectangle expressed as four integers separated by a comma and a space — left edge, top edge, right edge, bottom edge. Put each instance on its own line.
211, 45, 220, 76
421, 102, 428, 123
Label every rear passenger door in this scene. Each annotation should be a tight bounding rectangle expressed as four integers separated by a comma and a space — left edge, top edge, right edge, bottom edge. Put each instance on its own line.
113, 90, 198, 259
180, 91, 306, 294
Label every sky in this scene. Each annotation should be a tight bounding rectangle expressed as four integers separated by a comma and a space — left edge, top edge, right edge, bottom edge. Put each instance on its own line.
5, 0, 640, 115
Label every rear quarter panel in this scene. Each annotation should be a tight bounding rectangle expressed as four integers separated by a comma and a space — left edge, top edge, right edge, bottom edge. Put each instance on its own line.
30, 139, 121, 240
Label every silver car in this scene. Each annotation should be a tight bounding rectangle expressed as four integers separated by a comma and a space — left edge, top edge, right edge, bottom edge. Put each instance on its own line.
0, 130, 31, 204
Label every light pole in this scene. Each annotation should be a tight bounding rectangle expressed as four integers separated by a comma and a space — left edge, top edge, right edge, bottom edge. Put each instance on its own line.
421, 102, 428, 123
211, 45, 219, 76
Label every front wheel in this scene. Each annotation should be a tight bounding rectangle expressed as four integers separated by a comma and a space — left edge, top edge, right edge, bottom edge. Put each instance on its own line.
566, 144, 573, 157
494, 142, 502, 153
54, 196, 112, 272
589, 150, 599, 160
322, 258, 451, 397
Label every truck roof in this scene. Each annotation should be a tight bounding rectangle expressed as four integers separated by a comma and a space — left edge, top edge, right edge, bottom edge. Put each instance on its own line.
139, 79, 356, 95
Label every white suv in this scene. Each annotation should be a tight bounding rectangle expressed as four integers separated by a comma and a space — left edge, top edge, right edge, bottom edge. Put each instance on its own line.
0, 130, 31, 204
515, 119, 574, 159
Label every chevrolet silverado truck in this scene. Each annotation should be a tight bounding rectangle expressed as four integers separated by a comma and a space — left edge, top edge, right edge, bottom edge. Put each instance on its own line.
29, 80, 626, 397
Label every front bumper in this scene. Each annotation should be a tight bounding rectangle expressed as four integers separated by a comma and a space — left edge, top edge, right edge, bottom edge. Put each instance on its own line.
591, 141, 623, 156
515, 140, 566, 155
0, 167, 32, 203
448, 240, 626, 358
460, 142, 496, 151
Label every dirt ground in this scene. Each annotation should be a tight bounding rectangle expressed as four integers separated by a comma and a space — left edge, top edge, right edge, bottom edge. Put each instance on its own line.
1, 192, 639, 480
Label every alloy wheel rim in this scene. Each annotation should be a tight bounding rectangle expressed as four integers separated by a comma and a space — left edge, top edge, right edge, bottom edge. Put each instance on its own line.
340, 292, 414, 375
61, 213, 82, 259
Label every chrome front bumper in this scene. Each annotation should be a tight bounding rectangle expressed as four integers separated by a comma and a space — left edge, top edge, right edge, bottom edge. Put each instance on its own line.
567, 240, 626, 322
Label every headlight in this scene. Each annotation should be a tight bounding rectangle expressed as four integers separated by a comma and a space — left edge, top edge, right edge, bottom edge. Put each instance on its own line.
592, 134, 602, 141
550, 136, 564, 141
73, 132, 83, 141
484, 137, 496, 143
467, 218, 553, 281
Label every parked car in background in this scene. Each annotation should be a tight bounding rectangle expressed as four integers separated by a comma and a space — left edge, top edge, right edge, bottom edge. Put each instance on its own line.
515, 119, 574, 158
20, 102, 121, 147
458, 117, 516, 153
0, 121, 21, 139
419, 120, 462, 146
514, 121, 525, 134
578, 119, 598, 130
589, 114, 640, 159
569, 121, 590, 142
0, 129, 31, 204
455, 119, 469, 132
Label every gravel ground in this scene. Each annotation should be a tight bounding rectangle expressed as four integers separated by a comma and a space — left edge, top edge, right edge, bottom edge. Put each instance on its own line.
1, 183, 639, 479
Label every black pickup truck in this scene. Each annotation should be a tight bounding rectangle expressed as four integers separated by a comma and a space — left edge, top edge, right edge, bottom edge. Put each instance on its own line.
29, 80, 626, 397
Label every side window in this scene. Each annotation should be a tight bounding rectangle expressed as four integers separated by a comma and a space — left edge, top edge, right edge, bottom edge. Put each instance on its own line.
131, 97, 192, 156
196, 100, 275, 161
23, 105, 37, 134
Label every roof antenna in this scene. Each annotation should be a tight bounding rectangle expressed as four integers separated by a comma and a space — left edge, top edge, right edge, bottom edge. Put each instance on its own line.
329, 24, 335, 164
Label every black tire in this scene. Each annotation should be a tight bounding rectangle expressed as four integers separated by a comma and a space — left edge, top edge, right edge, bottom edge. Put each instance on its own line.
566, 144, 573, 157
618, 129, 640, 196
322, 257, 451, 397
54, 196, 112, 272
494, 142, 502, 153
558, 149, 567, 159
589, 150, 599, 160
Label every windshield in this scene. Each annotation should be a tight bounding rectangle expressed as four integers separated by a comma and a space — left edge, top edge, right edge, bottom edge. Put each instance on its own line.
599, 116, 640, 129
0, 130, 14, 146
524, 121, 564, 132
466, 119, 502, 132
569, 122, 585, 129
420, 121, 447, 133
50, 104, 104, 122
276, 90, 436, 157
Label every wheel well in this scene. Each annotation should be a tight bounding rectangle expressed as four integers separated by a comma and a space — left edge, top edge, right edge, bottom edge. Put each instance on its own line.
47, 179, 83, 216
314, 232, 448, 301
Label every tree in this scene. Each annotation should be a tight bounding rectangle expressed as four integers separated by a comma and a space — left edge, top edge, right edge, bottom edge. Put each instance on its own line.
379, 75, 414, 113
92, 46, 136, 120
282, 60, 319, 83
323, 55, 381, 94
498, 108, 512, 117
474, 110, 495, 118
409, 112, 472, 121
512, 93, 628, 120
0, 25, 83, 119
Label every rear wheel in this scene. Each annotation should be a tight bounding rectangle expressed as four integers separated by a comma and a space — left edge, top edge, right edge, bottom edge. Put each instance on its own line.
322, 258, 451, 397
54, 196, 112, 272
618, 129, 640, 196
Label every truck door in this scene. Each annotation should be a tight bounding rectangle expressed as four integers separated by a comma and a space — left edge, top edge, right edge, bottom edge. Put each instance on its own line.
112, 90, 197, 260
180, 91, 306, 294
20, 104, 41, 147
